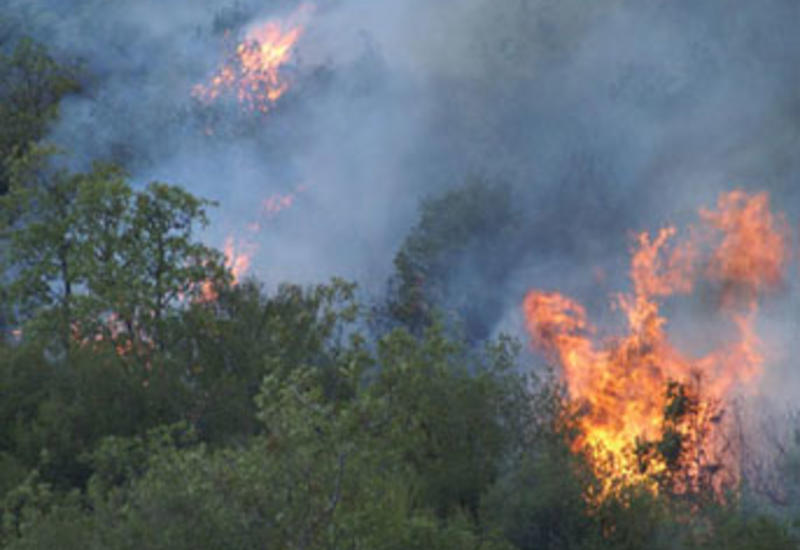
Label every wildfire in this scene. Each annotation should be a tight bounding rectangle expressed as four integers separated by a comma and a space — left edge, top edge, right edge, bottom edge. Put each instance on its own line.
71, 312, 155, 364
198, 236, 254, 302
193, 6, 311, 113
223, 236, 253, 284
523, 191, 790, 500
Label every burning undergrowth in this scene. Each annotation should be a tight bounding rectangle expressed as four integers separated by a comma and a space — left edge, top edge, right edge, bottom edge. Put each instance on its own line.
523, 190, 791, 501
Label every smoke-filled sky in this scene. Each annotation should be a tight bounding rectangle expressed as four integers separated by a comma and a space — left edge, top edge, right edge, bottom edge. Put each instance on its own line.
5, 0, 800, 397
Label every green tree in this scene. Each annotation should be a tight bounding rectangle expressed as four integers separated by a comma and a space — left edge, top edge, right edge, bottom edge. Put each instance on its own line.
367, 325, 517, 520
1, 147, 88, 352
386, 178, 521, 340
687, 510, 799, 550
175, 278, 360, 444
0, 148, 226, 492
0, 37, 79, 195
1, 319, 519, 549
87, 179, 226, 355
0, 339, 190, 493
1, 147, 226, 357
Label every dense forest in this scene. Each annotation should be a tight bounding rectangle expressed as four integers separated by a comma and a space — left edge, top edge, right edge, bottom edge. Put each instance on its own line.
2, 2, 800, 549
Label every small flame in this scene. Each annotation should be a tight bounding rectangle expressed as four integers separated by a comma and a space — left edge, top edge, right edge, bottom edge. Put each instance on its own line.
223, 236, 252, 284
193, 6, 311, 113
198, 236, 254, 303
523, 190, 790, 500
71, 312, 153, 359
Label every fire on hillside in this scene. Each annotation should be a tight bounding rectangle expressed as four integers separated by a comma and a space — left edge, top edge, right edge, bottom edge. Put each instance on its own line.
193, 5, 312, 113
523, 191, 790, 501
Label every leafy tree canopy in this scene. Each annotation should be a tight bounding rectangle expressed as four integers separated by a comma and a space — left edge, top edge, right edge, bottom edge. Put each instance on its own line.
0, 36, 79, 195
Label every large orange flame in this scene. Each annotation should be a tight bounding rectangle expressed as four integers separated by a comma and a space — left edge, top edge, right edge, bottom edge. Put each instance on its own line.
523, 191, 789, 500
193, 6, 311, 113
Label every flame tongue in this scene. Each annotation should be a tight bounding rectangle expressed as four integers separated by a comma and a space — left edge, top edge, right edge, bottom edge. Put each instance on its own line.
523, 191, 789, 499
197, 236, 253, 303
701, 191, 788, 308
223, 236, 252, 284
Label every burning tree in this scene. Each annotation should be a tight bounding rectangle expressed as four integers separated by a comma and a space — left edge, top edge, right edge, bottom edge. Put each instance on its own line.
523, 190, 790, 502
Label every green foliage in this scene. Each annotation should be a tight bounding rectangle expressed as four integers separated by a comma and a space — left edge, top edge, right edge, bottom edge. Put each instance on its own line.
688, 511, 799, 550
0, 148, 227, 494
1, 147, 87, 349
1, 147, 226, 356
368, 325, 515, 519
175, 277, 360, 443
1, 318, 521, 549
483, 443, 597, 549
386, 178, 520, 340
1, 150, 798, 548
122, 182, 222, 343
0, 471, 89, 549
0, 343, 189, 491
0, 37, 79, 195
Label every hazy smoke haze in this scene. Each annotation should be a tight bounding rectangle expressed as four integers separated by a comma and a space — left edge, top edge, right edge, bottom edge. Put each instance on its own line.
6, 1, 800, 399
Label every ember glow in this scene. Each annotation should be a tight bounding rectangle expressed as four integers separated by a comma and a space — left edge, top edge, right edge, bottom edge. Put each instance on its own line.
193, 6, 311, 113
523, 191, 790, 499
